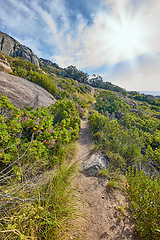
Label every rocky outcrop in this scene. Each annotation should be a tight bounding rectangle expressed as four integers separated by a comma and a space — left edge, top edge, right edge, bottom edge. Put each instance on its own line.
85, 84, 95, 95
146, 95, 157, 101
0, 31, 39, 66
39, 58, 60, 69
121, 96, 137, 108
0, 57, 12, 73
82, 153, 109, 176
0, 72, 55, 109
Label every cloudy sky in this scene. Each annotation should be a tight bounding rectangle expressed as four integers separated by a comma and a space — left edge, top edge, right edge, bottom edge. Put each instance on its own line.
0, 0, 160, 92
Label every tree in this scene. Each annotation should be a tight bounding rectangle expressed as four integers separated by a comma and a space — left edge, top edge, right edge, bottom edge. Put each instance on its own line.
89, 74, 103, 87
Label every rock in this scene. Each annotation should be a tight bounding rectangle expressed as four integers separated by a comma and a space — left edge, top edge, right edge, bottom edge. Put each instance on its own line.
39, 58, 60, 69
0, 59, 13, 73
0, 72, 55, 109
146, 95, 157, 101
121, 96, 137, 108
82, 153, 109, 176
0, 31, 39, 66
84, 84, 95, 95
152, 114, 160, 119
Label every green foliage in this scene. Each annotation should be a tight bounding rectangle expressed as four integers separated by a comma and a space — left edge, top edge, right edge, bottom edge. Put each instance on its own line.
10, 58, 58, 96
63, 65, 89, 83
88, 111, 144, 165
55, 77, 90, 97
92, 91, 160, 172
100, 167, 125, 190
126, 167, 160, 240
95, 90, 130, 114
0, 94, 85, 176
88, 74, 126, 94
133, 93, 160, 108
77, 93, 95, 110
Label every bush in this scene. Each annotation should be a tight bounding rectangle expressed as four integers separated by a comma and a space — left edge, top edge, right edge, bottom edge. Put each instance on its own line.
126, 167, 160, 240
0, 96, 84, 171
88, 111, 144, 165
10, 58, 58, 96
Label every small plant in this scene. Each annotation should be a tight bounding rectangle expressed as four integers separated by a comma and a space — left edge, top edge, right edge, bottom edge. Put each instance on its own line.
117, 205, 126, 216
99, 168, 125, 190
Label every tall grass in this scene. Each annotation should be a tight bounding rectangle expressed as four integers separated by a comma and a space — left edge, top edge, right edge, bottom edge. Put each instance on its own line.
0, 163, 77, 240
76, 93, 95, 110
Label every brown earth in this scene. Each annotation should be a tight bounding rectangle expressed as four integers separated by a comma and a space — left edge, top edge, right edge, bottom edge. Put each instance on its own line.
66, 111, 138, 240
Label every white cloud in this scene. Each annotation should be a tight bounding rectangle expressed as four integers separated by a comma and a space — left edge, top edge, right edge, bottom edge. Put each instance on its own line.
0, 0, 160, 90
44, 0, 160, 72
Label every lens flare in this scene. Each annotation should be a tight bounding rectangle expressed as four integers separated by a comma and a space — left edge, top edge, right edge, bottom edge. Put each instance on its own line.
105, 8, 150, 64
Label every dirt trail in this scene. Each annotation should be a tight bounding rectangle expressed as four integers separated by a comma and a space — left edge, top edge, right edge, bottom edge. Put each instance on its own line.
67, 108, 138, 240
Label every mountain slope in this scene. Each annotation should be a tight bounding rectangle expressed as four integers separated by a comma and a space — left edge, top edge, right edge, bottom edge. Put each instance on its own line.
0, 31, 39, 66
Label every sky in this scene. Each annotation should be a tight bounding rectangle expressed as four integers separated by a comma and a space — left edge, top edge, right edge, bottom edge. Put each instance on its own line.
0, 0, 160, 92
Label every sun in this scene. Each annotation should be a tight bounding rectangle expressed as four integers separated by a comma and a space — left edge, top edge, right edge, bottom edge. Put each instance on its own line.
106, 12, 149, 63
115, 22, 139, 53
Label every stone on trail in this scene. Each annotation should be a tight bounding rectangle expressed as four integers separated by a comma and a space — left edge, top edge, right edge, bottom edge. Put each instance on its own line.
82, 153, 109, 176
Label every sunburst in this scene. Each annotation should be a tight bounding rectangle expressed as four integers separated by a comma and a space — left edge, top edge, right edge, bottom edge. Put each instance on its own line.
105, 9, 150, 63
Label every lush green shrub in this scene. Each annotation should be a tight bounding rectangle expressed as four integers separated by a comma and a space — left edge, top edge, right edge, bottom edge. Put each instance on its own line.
126, 167, 160, 240
0, 95, 85, 175
88, 111, 144, 166
95, 90, 130, 114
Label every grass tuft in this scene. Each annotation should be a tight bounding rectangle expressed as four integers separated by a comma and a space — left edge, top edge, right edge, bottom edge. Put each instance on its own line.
0, 163, 77, 240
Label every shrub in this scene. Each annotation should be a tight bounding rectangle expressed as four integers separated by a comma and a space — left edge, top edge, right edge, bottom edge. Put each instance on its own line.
126, 167, 160, 240
10, 58, 58, 96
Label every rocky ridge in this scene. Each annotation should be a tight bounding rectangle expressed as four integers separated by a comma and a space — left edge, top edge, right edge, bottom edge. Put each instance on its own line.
0, 31, 39, 66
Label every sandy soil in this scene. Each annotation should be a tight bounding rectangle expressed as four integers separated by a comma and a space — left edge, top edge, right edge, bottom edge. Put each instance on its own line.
67, 111, 138, 240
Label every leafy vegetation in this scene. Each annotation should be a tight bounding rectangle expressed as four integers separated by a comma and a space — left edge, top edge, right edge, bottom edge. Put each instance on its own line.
9, 58, 58, 96
126, 167, 160, 240
88, 74, 127, 94
0, 93, 86, 239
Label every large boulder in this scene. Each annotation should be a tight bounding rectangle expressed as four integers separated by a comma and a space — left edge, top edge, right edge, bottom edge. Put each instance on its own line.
0, 72, 55, 109
0, 59, 13, 73
82, 153, 109, 176
0, 31, 39, 66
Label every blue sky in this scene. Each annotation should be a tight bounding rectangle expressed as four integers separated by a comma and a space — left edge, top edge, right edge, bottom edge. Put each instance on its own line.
0, 0, 160, 91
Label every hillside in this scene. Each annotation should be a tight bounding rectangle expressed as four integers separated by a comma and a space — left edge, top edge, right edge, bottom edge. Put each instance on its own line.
0, 32, 160, 240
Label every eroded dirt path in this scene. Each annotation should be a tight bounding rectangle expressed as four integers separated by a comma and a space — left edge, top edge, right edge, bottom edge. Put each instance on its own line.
68, 111, 137, 240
